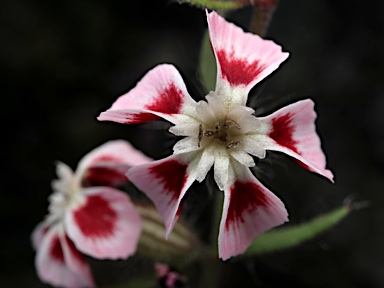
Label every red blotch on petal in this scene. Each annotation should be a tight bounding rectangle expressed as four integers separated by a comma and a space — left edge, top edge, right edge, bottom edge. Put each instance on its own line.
145, 83, 184, 115
63, 235, 85, 264
149, 160, 188, 204
175, 201, 184, 217
126, 112, 160, 124
50, 235, 64, 263
41, 226, 49, 236
226, 180, 268, 229
90, 156, 121, 164
217, 50, 265, 86
269, 113, 299, 153
73, 195, 117, 238
82, 167, 129, 187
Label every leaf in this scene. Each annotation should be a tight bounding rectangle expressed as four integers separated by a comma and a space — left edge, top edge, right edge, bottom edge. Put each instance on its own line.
243, 204, 356, 256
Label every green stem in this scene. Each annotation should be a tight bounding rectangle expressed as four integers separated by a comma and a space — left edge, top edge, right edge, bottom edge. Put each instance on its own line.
200, 184, 224, 286
178, 0, 250, 10
199, 30, 217, 91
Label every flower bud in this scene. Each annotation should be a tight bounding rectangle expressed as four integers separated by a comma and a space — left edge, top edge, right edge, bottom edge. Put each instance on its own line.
135, 204, 199, 262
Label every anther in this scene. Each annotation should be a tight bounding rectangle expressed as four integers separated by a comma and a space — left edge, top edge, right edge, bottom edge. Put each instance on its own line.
198, 124, 203, 148
225, 119, 241, 130
226, 141, 240, 149
204, 130, 215, 137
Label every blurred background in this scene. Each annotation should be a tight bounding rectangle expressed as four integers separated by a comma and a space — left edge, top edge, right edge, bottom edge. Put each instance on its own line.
2, 0, 384, 287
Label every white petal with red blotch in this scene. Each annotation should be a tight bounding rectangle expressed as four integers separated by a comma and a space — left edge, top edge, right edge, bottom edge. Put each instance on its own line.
65, 187, 142, 259
61, 233, 95, 287
97, 64, 197, 125
218, 162, 288, 260
31, 220, 50, 250
207, 10, 289, 107
35, 225, 94, 288
259, 99, 334, 181
76, 140, 152, 187
127, 154, 197, 238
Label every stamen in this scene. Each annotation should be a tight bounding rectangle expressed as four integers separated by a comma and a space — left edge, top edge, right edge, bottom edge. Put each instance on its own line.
204, 130, 214, 137
225, 119, 241, 130
226, 141, 240, 149
198, 124, 203, 148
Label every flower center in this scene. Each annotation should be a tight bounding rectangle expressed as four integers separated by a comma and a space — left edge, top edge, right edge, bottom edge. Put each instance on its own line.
198, 118, 242, 149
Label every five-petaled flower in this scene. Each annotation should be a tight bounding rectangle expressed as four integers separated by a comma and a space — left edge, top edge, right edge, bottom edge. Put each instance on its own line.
98, 11, 333, 260
31, 140, 151, 287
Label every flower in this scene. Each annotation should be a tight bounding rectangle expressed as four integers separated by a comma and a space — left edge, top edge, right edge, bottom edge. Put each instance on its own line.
98, 11, 333, 260
31, 140, 151, 287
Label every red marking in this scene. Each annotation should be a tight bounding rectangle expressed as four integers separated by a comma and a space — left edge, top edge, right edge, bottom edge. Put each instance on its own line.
41, 226, 49, 236
63, 235, 85, 264
269, 113, 299, 153
149, 160, 188, 205
145, 83, 184, 115
294, 159, 313, 172
81, 167, 129, 187
50, 235, 64, 263
225, 180, 268, 229
91, 156, 121, 164
217, 50, 265, 86
73, 195, 117, 238
126, 112, 160, 123
175, 201, 184, 217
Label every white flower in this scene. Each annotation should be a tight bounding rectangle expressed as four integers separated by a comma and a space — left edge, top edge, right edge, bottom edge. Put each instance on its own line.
31, 140, 151, 287
98, 11, 333, 260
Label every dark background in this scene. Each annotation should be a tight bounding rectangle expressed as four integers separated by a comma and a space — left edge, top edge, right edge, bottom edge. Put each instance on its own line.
2, 0, 384, 287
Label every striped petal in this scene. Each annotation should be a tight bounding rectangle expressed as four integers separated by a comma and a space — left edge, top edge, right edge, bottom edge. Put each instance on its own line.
97, 64, 197, 125
260, 99, 334, 181
65, 187, 141, 259
207, 10, 289, 107
127, 154, 196, 238
219, 162, 288, 260
77, 140, 152, 187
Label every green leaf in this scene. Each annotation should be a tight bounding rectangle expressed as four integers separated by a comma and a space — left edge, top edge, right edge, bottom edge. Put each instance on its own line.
176, 0, 243, 10
199, 30, 217, 91
244, 205, 353, 256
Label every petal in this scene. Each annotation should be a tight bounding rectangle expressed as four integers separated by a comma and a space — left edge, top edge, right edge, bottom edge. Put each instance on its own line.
218, 163, 288, 260
173, 137, 201, 154
194, 145, 216, 182
213, 147, 231, 190
241, 135, 267, 159
207, 10, 289, 107
261, 99, 334, 181
35, 225, 94, 288
127, 154, 196, 238
51, 162, 75, 193
76, 140, 152, 187
61, 234, 95, 287
169, 122, 199, 137
31, 220, 50, 250
97, 64, 197, 125
65, 187, 142, 259
229, 149, 255, 167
